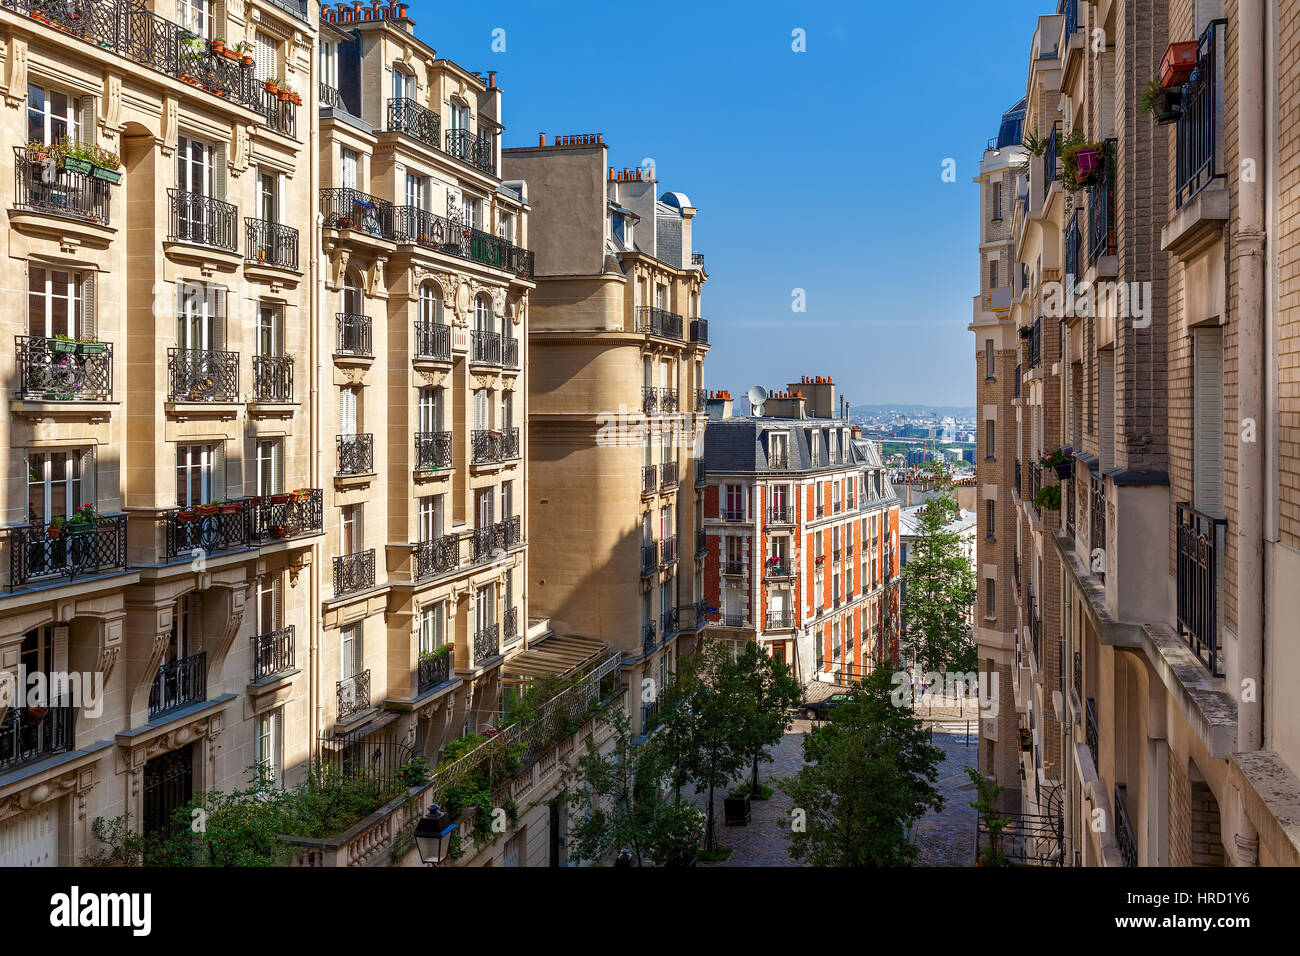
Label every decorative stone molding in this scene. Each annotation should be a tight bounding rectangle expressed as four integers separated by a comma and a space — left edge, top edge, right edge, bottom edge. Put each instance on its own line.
0, 765, 96, 825
103, 74, 123, 133
160, 96, 179, 157
366, 257, 387, 298
117, 712, 224, 796
4, 36, 28, 108
469, 372, 498, 391
326, 246, 350, 290
415, 368, 449, 388
201, 585, 248, 678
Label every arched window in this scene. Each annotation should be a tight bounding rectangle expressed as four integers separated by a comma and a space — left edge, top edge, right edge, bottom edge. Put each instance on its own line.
342, 270, 364, 315
420, 282, 443, 325
474, 294, 494, 333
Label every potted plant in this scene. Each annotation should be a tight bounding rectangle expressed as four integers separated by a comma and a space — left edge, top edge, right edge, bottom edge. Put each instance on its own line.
47, 515, 66, 538
1032, 485, 1061, 511
75, 337, 107, 354
218, 500, 242, 515
90, 145, 122, 184
1058, 129, 1107, 191
1160, 40, 1199, 89
211, 36, 226, 55
268, 492, 291, 505
291, 487, 310, 500
196, 502, 220, 517
1140, 75, 1182, 125
1040, 446, 1072, 480
181, 72, 199, 86
1019, 728, 1033, 752
724, 786, 752, 825
51, 332, 77, 354
176, 509, 197, 523
264, 78, 278, 94
60, 140, 94, 175
275, 77, 290, 101
1018, 325, 1031, 340
25, 705, 49, 726
235, 41, 254, 66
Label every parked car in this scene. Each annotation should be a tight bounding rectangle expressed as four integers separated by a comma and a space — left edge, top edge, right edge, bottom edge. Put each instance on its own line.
803, 692, 849, 721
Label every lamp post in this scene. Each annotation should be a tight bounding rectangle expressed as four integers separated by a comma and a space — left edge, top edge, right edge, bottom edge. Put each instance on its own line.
413, 804, 457, 866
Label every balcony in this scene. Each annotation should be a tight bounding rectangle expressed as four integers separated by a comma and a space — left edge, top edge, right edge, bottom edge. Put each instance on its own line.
765, 609, 794, 630
471, 516, 522, 563
336, 434, 374, 475
643, 621, 657, 653
1090, 473, 1106, 581
1042, 122, 1059, 200
690, 318, 708, 344
249, 489, 324, 542
414, 319, 451, 361
167, 347, 239, 403
258, 88, 297, 138
8, 514, 128, 589
471, 330, 502, 366
444, 128, 495, 174
414, 533, 459, 580
641, 544, 657, 575
252, 625, 295, 680
167, 189, 238, 252
1113, 785, 1138, 867
642, 386, 658, 415
1014, 459, 1022, 497
696, 459, 706, 483
661, 608, 680, 639
319, 82, 343, 110
695, 388, 707, 412
765, 561, 792, 580
641, 464, 657, 494
470, 427, 519, 465
504, 605, 519, 643
336, 313, 372, 357
337, 669, 370, 720
1176, 21, 1226, 208
696, 528, 706, 555
1029, 461, 1043, 512
1028, 318, 1042, 370
1085, 697, 1099, 768
333, 549, 376, 597
320, 188, 394, 239
636, 306, 683, 341
387, 97, 440, 149
1073, 650, 1082, 700
502, 336, 520, 370
0, 705, 76, 773
724, 560, 744, 576
473, 623, 500, 665
660, 461, 679, 489
1176, 502, 1225, 677
659, 536, 678, 567
392, 205, 535, 278
12, 146, 111, 225
165, 501, 250, 559
1086, 140, 1117, 265
252, 354, 294, 403
149, 652, 207, 719
2, 0, 260, 109
659, 387, 679, 413
16, 335, 113, 402
414, 431, 452, 472
245, 218, 299, 270
417, 651, 452, 695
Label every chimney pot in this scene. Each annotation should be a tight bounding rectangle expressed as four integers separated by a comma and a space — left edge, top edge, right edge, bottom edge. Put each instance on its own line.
539, 133, 546, 146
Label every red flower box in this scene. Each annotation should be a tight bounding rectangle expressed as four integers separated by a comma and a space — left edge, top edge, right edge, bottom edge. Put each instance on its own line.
1160, 41, 1199, 88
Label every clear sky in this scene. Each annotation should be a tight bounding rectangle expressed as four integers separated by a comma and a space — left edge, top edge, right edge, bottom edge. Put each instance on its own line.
409, 0, 1048, 408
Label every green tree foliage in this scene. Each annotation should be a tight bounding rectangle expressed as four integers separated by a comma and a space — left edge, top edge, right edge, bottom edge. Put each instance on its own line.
778, 667, 945, 866
901, 477, 977, 676
966, 766, 1012, 867
730, 641, 803, 795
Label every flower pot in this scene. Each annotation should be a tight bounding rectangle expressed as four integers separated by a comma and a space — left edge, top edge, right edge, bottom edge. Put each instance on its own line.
181, 74, 199, 85
176, 510, 197, 523
25, 706, 49, 727
276, 89, 289, 101
218, 503, 242, 514
51, 339, 77, 353
1160, 41, 1199, 88
1074, 147, 1101, 175
63, 156, 93, 175
196, 505, 219, 516
47, 527, 62, 539
211, 40, 225, 54
92, 165, 122, 184
1051, 461, 1073, 481
242, 55, 254, 66
76, 341, 107, 354
724, 794, 752, 825
264, 80, 278, 94
269, 493, 291, 505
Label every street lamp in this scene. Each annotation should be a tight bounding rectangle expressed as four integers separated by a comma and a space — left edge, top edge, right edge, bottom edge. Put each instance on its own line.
414, 804, 457, 866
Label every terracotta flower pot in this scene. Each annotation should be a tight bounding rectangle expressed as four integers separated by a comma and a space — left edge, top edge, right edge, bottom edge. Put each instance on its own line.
218, 503, 242, 514
25, 706, 49, 726
1160, 41, 1199, 88
196, 505, 219, 516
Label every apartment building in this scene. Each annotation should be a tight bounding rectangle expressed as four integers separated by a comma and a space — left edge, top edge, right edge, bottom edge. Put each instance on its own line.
500, 140, 710, 737
979, 0, 1300, 867
700, 378, 901, 684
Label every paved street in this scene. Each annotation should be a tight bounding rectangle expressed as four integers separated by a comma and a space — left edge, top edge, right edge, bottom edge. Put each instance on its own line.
909, 722, 979, 867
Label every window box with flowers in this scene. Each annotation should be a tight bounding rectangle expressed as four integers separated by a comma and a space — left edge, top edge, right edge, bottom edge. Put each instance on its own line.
1040, 447, 1073, 480
1032, 485, 1061, 511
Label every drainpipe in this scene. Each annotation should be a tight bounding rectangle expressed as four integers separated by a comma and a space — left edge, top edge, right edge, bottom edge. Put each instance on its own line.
1232, 0, 1265, 867
308, 35, 323, 770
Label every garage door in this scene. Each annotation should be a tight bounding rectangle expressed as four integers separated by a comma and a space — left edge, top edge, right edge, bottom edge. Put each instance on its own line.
0, 803, 58, 866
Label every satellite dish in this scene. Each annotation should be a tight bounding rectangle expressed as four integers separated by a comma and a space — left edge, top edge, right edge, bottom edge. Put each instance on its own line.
748, 385, 768, 417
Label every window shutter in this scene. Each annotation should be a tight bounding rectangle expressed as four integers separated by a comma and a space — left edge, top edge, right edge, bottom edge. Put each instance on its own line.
273, 440, 284, 493
80, 446, 97, 505
255, 33, 276, 83
82, 272, 96, 339
213, 143, 227, 202
212, 0, 226, 41
1193, 328, 1225, 517
213, 441, 227, 500
272, 575, 283, 630
213, 285, 226, 350
78, 96, 96, 145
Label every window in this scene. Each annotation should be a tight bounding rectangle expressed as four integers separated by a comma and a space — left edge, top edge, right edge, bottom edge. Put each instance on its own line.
27, 267, 85, 339
405, 172, 429, 210
989, 260, 999, 290
177, 0, 214, 39
176, 443, 220, 507
985, 500, 995, 539
474, 294, 495, 333
256, 301, 282, 357
473, 388, 491, 430
985, 579, 996, 619
419, 282, 443, 325
498, 211, 515, 242
256, 439, 283, 496
418, 603, 445, 655
255, 708, 284, 788
392, 68, 416, 101
769, 432, 788, 469
341, 504, 362, 553
27, 83, 81, 145
340, 622, 363, 679
985, 339, 995, 379
339, 386, 358, 436
256, 169, 282, 224
475, 583, 497, 631
475, 486, 494, 530
340, 148, 358, 190
27, 450, 87, 525
462, 196, 482, 230
176, 281, 223, 350
176, 135, 216, 196
1193, 328, 1224, 516
502, 390, 514, 433
990, 181, 1003, 221
256, 575, 280, 635
449, 99, 470, 131
985, 421, 995, 459
725, 484, 744, 521
418, 495, 444, 542
254, 32, 278, 83
501, 481, 513, 521
418, 387, 443, 433
320, 40, 338, 89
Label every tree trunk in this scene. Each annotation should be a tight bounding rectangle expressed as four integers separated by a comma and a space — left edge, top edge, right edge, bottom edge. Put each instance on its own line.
706, 785, 716, 850
752, 755, 760, 794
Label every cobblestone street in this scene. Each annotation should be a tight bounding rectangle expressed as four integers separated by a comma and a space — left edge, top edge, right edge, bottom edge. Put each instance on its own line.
909, 721, 979, 867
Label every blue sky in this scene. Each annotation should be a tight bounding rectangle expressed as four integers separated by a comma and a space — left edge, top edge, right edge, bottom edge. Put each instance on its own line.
411, 0, 1047, 407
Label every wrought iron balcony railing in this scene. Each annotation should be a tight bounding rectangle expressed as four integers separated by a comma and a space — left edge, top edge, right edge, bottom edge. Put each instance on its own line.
636, 306, 683, 340
414, 319, 451, 361
1073, 650, 1082, 699
12, 146, 111, 224
642, 543, 657, 574
696, 459, 706, 483
724, 560, 744, 575
1176, 21, 1226, 209
643, 621, 657, 652
387, 97, 440, 149
336, 434, 374, 475
391, 205, 534, 278
333, 549, 376, 596
1028, 318, 1042, 370
690, 318, 708, 344
502, 336, 520, 370
1029, 461, 1043, 511
168, 348, 239, 402
320, 187, 394, 239
504, 605, 519, 643
642, 464, 657, 494
471, 516, 522, 563
659, 387, 679, 413
661, 608, 679, 639
414, 533, 459, 580
1114, 785, 1138, 866
252, 354, 293, 403
696, 528, 706, 555
444, 127, 495, 174
470, 427, 519, 464
319, 82, 343, 110
695, 388, 707, 412
725, 508, 745, 522
474, 623, 500, 665
149, 651, 207, 718
337, 669, 370, 719
1087, 140, 1117, 264
165, 500, 251, 559
167, 188, 238, 251
249, 489, 324, 542
0, 705, 76, 772
1042, 122, 1059, 200
472, 329, 501, 365
1085, 697, 1099, 768
765, 609, 794, 630
417, 651, 451, 695
258, 88, 297, 138
16, 335, 113, 402
1090, 472, 1106, 581
659, 535, 678, 566
660, 461, 679, 488
245, 218, 299, 270
9, 514, 128, 589
252, 625, 295, 680
336, 312, 372, 357
642, 386, 658, 415
415, 430, 453, 472
1176, 502, 1224, 677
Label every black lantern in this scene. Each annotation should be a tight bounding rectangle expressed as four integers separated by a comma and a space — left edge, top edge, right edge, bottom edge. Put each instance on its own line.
414, 804, 456, 866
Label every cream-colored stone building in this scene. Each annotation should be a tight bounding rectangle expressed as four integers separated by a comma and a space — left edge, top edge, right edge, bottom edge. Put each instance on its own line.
978, 0, 1300, 867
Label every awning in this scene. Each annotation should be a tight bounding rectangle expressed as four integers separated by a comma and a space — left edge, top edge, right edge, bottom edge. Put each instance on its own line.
502, 633, 608, 688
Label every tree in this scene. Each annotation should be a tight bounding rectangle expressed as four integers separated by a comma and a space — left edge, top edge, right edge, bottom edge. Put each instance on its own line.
778, 666, 945, 866
966, 766, 1011, 867
901, 475, 977, 676
656, 640, 746, 851
730, 642, 803, 796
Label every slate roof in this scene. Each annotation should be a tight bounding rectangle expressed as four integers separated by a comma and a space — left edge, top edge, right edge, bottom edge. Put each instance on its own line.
703, 417, 893, 486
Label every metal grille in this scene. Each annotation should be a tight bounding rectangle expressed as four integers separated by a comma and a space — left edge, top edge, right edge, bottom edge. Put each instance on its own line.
1176, 502, 1224, 676
252, 354, 293, 402
335, 312, 372, 356
388, 97, 440, 148
690, 318, 708, 343
149, 652, 207, 718
10, 514, 129, 586
473, 624, 500, 665
16, 335, 113, 402
245, 218, 299, 269
13, 146, 112, 223
320, 188, 394, 238
258, 88, 297, 138
414, 319, 451, 361
333, 549, 376, 596
1086, 140, 1117, 264
165, 504, 251, 559
167, 188, 238, 251
636, 306, 683, 340
471, 330, 501, 365
1090, 472, 1106, 582
1176, 21, 1226, 208
336, 433, 374, 475
336, 669, 371, 720
418, 653, 452, 695
252, 625, 295, 680
414, 430, 452, 471
0, 706, 76, 771
168, 347, 239, 402
1113, 785, 1138, 866
414, 533, 459, 580
249, 489, 323, 541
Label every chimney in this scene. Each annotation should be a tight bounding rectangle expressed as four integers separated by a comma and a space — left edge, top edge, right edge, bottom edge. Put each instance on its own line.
539, 133, 546, 147
706, 390, 733, 421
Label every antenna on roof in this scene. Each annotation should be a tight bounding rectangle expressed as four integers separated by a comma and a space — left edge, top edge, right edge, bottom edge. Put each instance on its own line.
747, 385, 768, 418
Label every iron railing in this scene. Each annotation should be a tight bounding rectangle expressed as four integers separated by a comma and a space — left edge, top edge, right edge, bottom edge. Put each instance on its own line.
661, 608, 679, 639
414, 319, 451, 361
1090, 472, 1106, 582
1087, 140, 1117, 264
149, 652, 207, 718
636, 306, 683, 340
471, 517, 521, 563
320, 188, 394, 238
696, 528, 706, 555
473, 623, 500, 665
1043, 122, 1059, 199
387, 97, 440, 148
471, 330, 501, 365
252, 626, 295, 680
165, 502, 251, 559
12, 146, 112, 224
16, 335, 113, 401
642, 544, 657, 574
768, 505, 793, 524
336, 434, 374, 475
252, 354, 293, 403
9, 514, 128, 588
258, 88, 297, 138
470, 427, 519, 464
642, 386, 658, 414
659, 535, 678, 566
1085, 697, 1099, 767
504, 605, 519, 643
643, 621, 657, 652
444, 127, 495, 174
502, 336, 520, 369
249, 489, 323, 541
661, 461, 679, 488
766, 609, 794, 629
1176, 21, 1226, 208
660, 387, 679, 413
245, 218, 299, 270
0, 705, 76, 772
167, 188, 238, 251
1065, 469, 1076, 538
168, 348, 239, 402
1014, 459, 1022, 496
1176, 502, 1224, 676
391, 205, 534, 277
335, 312, 372, 356
415, 533, 459, 580
418, 652, 452, 695
1073, 650, 1082, 699
333, 549, 376, 596
337, 669, 370, 720
690, 318, 709, 344
642, 464, 657, 494
1030, 461, 1043, 509
1113, 785, 1138, 866
1064, 210, 1080, 281
695, 388, 707, 412
1029, 317, 1042, 369
414, 431, 453, 472
319, 82, 343, 110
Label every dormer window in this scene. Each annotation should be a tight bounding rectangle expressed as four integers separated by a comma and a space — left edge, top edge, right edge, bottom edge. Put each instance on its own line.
769, 432, 789, 470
